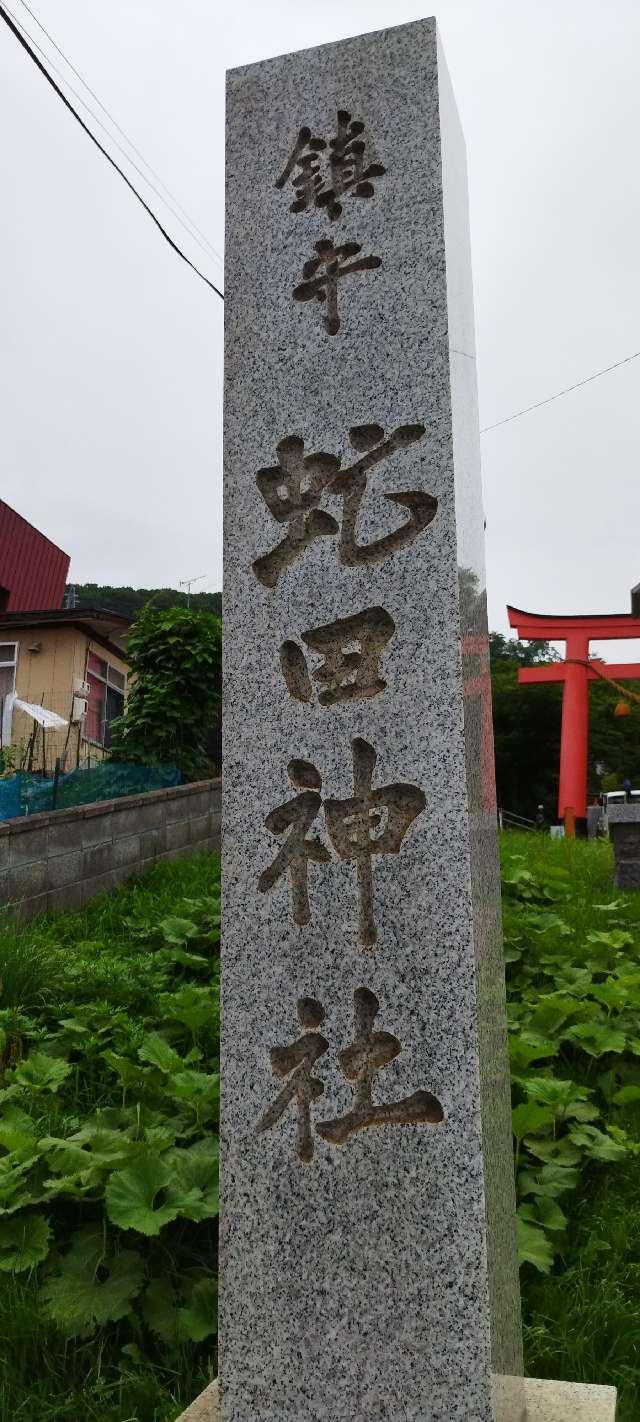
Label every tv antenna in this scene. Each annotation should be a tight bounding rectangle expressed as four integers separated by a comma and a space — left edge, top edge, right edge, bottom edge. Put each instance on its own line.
178, 574, 207, 606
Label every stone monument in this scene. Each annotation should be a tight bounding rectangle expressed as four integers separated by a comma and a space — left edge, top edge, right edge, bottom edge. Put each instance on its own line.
217, 18, 618, 1422
608, 802, 640, 888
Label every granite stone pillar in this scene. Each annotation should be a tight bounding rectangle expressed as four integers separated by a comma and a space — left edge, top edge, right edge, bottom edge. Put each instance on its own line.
608, 803, 640, 887
222, 19, 523, 1421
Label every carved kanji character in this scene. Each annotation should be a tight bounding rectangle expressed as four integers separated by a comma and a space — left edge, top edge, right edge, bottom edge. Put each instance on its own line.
293, 238, 381, 335
252, 423, 437, 589
257, 997, 329, 1162
280, 606, 396, 707
316, 987, 443, 1145
259, 740, 425, 948
276, 110, 386, 219
323, 738, 425, 948
257, 758, 331, 927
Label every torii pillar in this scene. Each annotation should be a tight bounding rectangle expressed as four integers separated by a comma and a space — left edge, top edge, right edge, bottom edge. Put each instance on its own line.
507, 606, 640, 824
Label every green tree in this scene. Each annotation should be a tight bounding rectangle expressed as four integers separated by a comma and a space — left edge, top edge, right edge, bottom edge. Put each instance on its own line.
588, 679, 640, 792
109, 605, 221, 782
491, 658, 562, 819
489, 633, 561, 667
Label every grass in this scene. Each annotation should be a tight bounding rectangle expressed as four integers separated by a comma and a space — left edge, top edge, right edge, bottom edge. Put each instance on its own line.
0, 852, 219, 1013
0, 852, 219, 1422
504, 831, 640, 1418
523, 1159, 640, 1414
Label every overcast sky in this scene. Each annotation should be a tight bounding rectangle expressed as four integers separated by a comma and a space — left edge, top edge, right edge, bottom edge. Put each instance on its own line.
2, 0, 640, 658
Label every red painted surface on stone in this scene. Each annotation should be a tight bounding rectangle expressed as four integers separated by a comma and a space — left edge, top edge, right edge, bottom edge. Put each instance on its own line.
508, 605, 640, 821
463, 633, 497, 812
0, 502, 69, 612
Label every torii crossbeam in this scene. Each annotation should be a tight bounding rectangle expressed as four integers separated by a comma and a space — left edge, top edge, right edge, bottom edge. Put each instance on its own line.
507, 606, 640, 822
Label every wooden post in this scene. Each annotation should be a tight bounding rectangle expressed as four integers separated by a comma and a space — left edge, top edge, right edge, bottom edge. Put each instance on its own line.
564, 806, 576, 838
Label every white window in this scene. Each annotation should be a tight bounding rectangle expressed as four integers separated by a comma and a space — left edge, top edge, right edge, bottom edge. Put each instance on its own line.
0, 643, 17, 748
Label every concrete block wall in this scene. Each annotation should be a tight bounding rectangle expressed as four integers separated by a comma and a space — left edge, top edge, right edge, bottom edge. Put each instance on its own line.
0, 779, 221, 920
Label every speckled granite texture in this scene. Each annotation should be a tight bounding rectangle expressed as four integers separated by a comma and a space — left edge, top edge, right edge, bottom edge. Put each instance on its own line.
222, 18, 522, 1422
608, 804, 640, 888
606, 805, 640, 822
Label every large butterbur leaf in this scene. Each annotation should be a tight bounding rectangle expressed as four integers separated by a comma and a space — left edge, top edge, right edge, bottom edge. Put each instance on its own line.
0, 1212, 51, 1272
179, 1277, 218, 1341
167, 1071, 220, 1124
143, 1277, 183, 1345
41, 1227, 143, 1336
516, 1214, 554, 1273
143, 1274, 218, 1347
159, 986, 213, 1034
105, 1154, 179, 1235
564, 1023, 626, 1057
138, 1033, 184, 1075
518, 1163, 580, 1199
567, 1125, 628, 1162
157, 916, 200, 946
12, 1054, 72, 1094
511, 1103, 554, 1141
165, 1139, 219, 1221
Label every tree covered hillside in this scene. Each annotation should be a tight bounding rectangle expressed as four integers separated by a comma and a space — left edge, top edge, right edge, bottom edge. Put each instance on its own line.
69, 584, 222, 618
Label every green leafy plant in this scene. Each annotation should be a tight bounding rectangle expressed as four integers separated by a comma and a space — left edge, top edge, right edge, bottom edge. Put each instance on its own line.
108, 603, 221, 781
0, 854, 219, 1419
504, 840, 640, 1278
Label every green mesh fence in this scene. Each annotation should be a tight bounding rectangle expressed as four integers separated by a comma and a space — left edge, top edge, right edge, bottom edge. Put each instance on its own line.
0, 763, 181, 822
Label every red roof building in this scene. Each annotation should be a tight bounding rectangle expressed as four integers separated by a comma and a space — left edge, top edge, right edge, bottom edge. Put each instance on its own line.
0, 502, 70, 612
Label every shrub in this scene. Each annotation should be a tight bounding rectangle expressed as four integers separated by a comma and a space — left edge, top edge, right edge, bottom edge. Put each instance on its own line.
109, 605, 221, 782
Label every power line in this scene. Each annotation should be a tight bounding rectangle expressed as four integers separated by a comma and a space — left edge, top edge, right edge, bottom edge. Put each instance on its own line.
15, 0, 224, 273
6, 0, 223, 276
480, 349, 640, 434
5, 0, 222, 275
0, 1, 223, 299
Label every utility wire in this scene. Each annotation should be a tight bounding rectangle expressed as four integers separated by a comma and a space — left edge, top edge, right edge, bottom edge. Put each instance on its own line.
6, 0, 221, 274
15, 0, 224, 273
481, 349, 640, 433
0, 1, 223, 299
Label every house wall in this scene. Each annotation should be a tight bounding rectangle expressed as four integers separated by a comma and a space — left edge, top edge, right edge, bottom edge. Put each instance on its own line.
0, 778, 221, 919
8, 628, 129, 771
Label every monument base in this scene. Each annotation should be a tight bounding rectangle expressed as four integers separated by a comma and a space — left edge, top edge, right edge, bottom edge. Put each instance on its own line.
523, 1377, 616, 1419
176, 1376, 617, 1421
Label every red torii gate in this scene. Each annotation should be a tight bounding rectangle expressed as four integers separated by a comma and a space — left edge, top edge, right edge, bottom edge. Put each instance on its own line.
507, 605, 640, 823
